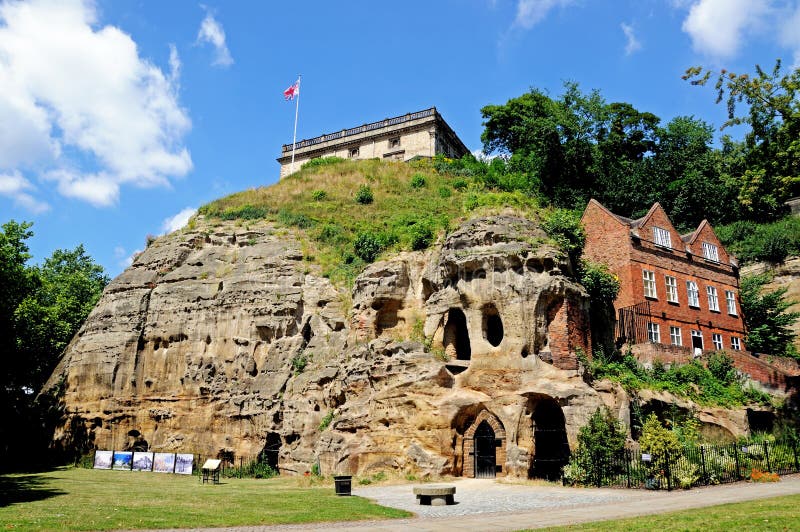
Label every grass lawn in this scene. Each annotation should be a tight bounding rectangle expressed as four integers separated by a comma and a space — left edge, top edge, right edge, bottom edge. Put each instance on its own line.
538, 493, 800, 531
0, 467, 411, 531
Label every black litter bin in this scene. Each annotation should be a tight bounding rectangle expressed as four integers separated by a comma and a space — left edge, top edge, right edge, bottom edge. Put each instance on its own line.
333, 475, 352, 496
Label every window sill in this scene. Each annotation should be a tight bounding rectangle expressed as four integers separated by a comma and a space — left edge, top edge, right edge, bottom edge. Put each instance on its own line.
688, 305, 700, 310
667, 300, 680, 305
709, 309, 721, 314
645, 296, 658, 301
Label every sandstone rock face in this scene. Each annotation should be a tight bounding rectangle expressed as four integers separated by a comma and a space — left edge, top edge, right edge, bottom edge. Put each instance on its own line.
45, 215, 762, 478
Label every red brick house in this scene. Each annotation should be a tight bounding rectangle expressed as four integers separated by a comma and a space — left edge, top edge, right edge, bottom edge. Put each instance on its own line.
581, 200, 747, 355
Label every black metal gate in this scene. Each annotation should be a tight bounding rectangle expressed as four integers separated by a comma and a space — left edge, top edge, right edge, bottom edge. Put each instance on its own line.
474, 421, 496, 479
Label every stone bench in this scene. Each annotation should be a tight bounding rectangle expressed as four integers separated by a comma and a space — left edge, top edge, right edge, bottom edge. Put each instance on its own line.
413, 485, 456, 506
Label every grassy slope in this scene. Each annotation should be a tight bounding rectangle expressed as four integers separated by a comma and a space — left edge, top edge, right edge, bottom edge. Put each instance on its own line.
539, 492, 800, 531
0, 468, 410, 531
199, 158, 541, 285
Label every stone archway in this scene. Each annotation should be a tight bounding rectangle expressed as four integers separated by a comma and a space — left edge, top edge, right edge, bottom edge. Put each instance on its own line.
462, 410, 506, 478
444, 308, 471, 360
530, 398, 570, 480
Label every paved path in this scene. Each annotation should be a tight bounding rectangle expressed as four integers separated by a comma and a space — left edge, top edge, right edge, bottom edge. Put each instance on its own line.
130, 475, 800, 532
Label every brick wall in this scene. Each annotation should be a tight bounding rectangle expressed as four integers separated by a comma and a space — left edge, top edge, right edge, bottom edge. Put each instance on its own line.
582, 200, 747, 354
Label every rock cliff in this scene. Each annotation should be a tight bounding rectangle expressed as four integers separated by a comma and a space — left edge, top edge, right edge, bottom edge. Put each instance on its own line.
44, 214, 762, 478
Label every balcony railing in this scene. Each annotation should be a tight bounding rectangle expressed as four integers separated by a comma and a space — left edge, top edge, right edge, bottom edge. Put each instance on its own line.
281, 108, 436, 153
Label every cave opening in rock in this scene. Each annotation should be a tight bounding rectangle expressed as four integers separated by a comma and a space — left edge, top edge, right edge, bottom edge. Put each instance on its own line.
530, 398, 569, 480
259, 432, 281, 472
374, 298, 402, 336
482, 304, 503, 347
444, 308, 471, 360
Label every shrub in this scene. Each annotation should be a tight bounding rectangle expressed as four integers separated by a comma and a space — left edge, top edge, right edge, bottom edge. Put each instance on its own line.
319, 410, 334, 431
409, 223, 434, 251
410, 173, 427, 188
353, 231, 384, 262
317, 223, 347, 245
639, 414, 681, 474
277, 209, 314, 229
438, 186, 451, 198
220, 205, 268, 220
707, 351, 736, 384
303, 156, 346, 169
452, 178, 469, 191
355, 185, 374, 205
542, 208, 585, 262
579, 260, 620, 303
564, 406, 626, 486
291, 353, 308, 375
310, 189, 327, 201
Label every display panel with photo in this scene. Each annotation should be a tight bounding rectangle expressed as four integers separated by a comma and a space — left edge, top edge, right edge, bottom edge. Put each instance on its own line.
112, 451, 133, 470
132, 451, 154, 471
93, 450, 113, 469
174, 453, 194, 475
152, 452, 175, 473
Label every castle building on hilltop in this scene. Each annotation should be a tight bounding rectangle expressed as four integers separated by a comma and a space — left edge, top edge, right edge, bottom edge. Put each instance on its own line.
582, 200, 748, 356
277, 107, 469, 178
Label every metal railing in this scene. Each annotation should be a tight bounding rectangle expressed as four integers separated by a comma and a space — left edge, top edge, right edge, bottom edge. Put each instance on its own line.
281, 108, 436, 152
565, 438, 800, 490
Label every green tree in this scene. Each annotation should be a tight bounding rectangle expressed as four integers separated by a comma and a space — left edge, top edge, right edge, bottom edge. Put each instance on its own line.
684, 60, 800, 219
0, 221, 108, 466
740, 273, 800, 358
652, 116, 737, 229
565, 406, 627, 485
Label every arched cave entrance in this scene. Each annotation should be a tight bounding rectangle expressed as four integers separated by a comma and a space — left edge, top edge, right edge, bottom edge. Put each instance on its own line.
444, 308, 471, 361
259, 432, 281, 472
482, 304, 503, 347
530, 399, 570, 480
460, 410, 506, 478
474, 421, 496, 478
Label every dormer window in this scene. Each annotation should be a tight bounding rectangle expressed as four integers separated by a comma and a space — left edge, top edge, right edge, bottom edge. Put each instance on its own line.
702, 242, 719, 262
653, 226, 671, 248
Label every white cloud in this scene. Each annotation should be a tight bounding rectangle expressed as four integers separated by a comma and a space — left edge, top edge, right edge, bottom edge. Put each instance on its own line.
197, 9, 233, 67
621, 22, 641, 55
113, 244, 140, 268
512, 0, 576, 29
779, 4, 800, 66
161, 206, 197, 234
0, 170, 49, 213
680, 0, 771, 58
0, 0, 192, 208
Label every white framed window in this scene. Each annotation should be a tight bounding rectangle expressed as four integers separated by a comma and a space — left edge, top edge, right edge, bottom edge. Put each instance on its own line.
665, 275, 679, 303
712, 333, 723, 350
691, 329, 704, 350
643, 269, 657, 299
653, 226, 672, 248
687, 281, 700, 307
726, 290, 737, 315
707, 286, 720, 312
731, 337, 741, 350
670, 326, 682, 346
702, 242, 719, 262
647, 322, 660, 343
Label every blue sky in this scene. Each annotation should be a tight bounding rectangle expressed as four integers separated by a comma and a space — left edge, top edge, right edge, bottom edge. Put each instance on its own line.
1, 0, 799, 276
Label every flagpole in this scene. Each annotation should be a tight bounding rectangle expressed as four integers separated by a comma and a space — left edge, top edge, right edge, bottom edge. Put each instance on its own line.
290, 75, 301, 174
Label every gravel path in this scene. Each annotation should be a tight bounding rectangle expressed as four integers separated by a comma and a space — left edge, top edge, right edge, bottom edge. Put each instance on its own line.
354, 479, 629, 518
